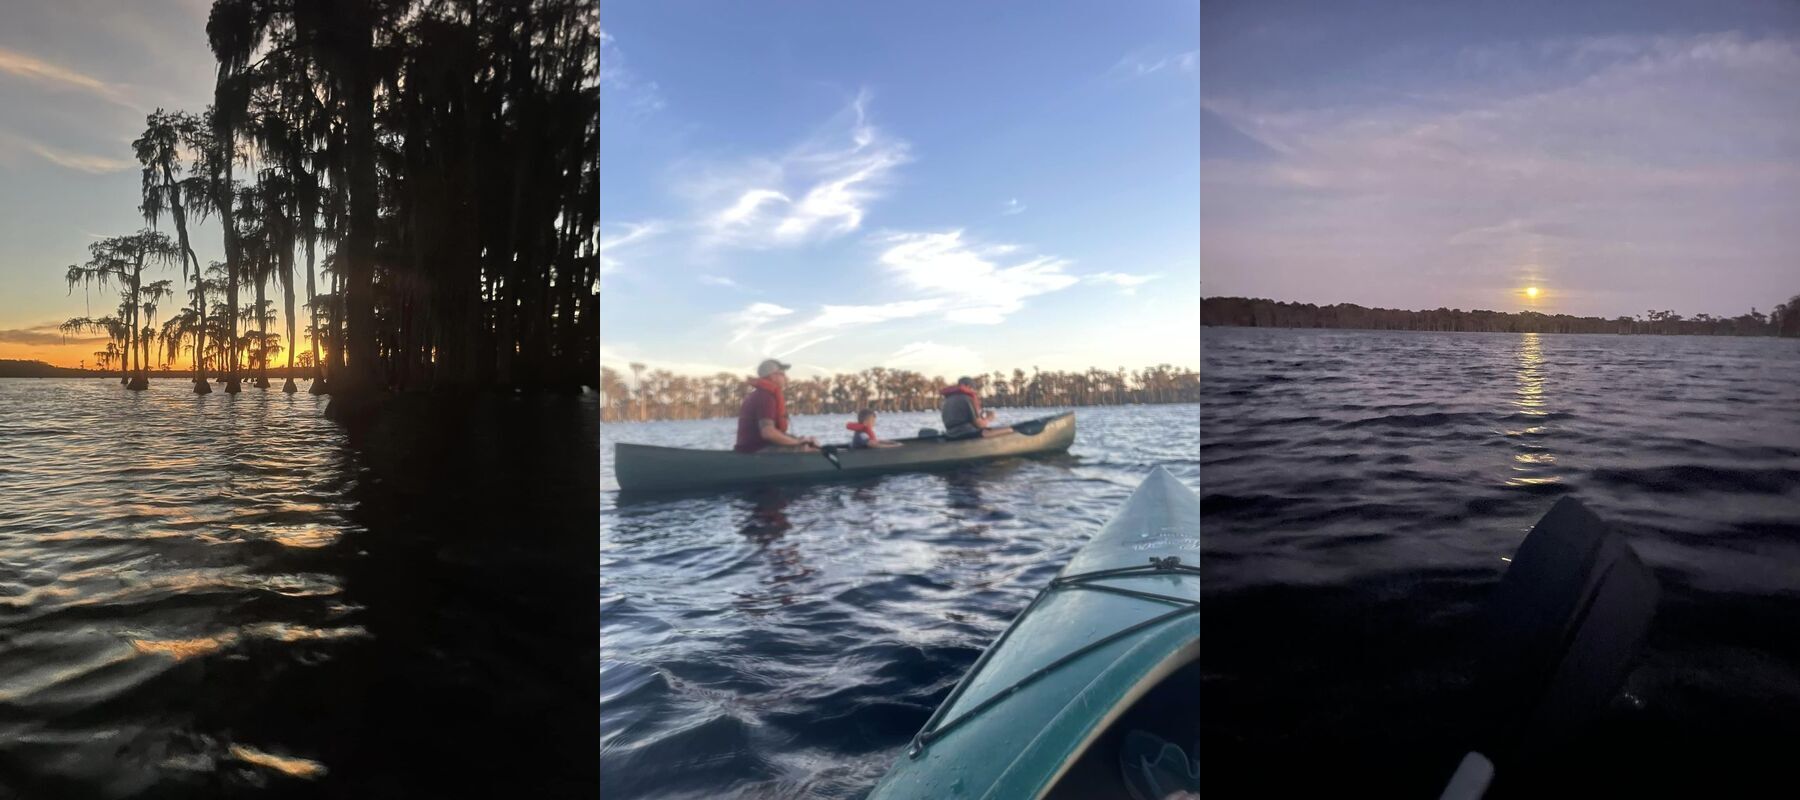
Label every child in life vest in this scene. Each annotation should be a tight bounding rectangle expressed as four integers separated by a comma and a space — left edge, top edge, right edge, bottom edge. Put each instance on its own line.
846, 409, 902, 449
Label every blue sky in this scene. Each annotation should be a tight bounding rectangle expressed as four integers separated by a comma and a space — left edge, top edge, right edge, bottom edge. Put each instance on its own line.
0, 0, 220, 365
599, 1, 1201, 380
1202, 0, 1800, 318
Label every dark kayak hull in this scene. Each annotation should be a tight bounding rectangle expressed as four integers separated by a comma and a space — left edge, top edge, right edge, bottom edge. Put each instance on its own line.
868, 466, 1200, 799
612, 412, 1076, 493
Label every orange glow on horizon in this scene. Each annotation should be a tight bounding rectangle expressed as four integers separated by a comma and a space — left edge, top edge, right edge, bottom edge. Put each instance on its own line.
1, 340, 321, 372
0, 340, 209, 371
0, 340, 129, 370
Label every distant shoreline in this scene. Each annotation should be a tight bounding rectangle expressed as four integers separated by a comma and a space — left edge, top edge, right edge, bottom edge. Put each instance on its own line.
0, 360, 322, 380
1201, 296, 1800, 337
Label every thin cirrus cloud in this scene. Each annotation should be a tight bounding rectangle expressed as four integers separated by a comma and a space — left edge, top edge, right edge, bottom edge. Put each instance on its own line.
598, 220, 665, 276
886, 341, 986, 379
722, 229, 1087, 360
0, 44, 164, 175
0, 129, 134, 174
1202, 31, 1800, 313
689, 89, 910, 249
1001, 197, 1025, 216
1115, 49, 1198, 77
729, 298, 947, 359
0, 322, 102, 346
599, 29, 664, 116
876, 230, 1079, 325
1085, 271, 1162, 294
0, 45, 139, 110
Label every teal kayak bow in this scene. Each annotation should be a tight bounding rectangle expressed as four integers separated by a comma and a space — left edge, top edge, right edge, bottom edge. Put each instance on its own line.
869, 466, 1200, 799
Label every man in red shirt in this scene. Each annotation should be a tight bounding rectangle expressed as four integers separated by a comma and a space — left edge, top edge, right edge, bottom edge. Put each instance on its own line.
734, 359, 821, 453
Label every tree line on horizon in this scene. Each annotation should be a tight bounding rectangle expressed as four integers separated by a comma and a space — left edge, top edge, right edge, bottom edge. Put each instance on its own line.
1201, 295, 1800, 337
598, 364, 1201, 423
56, 0, 598, 402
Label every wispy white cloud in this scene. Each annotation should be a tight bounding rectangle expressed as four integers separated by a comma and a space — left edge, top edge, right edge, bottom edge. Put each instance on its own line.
699, 274, 740, 288
887, 341, 986, 379
876, 230, 1078, 324
0, 322, 102, 345
1085, 271, 1162, 294
716, 229, 1083, 360
1445, 218, 1580, 247
688, 89, 910, 249
727, 298, 946, 358
0, 129, 133, 174
725, 302, 798, 346
0, 46, 139, 110
1206, 33, 1800, 196
1001, 197, 1026, 216
1115, 49, 1199, 77
599, 28, 665, 116
598, 221, 665, 276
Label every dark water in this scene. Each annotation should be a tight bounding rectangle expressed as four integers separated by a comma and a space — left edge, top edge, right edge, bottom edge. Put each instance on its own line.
1200, 328, 1800, 797
0, 378, 598, 798
598, 405, 1198, 799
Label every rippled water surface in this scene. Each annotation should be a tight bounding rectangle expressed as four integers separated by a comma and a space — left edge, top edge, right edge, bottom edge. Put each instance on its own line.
1201, 329, 1800, 797
599, 405, 1198, 799
0, 378, 598, 798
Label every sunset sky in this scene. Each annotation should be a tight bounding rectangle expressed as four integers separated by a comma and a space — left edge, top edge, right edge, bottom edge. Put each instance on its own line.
25, 2, 1788, 373
1201, 0, 1800, 318
599, 1, 1201, 381
0, 0, 225, 368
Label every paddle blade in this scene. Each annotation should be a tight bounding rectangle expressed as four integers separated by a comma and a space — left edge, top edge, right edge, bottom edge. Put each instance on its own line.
821, 446, 843, 470
1475, 496, 1659, 760
1012, 419, 1046, 435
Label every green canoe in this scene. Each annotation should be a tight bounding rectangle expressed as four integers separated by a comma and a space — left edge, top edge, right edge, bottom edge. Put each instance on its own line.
613, 412, 1075, 493
868, 466, 1200, 800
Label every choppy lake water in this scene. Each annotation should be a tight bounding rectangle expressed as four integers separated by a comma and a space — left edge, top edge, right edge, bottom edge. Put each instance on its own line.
1200, 328, 1800, 797
0, 378, 598, 798
599, 404, 1199, 799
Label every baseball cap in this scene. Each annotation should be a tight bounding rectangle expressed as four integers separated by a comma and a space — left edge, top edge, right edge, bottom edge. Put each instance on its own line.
757, 358, 792, 378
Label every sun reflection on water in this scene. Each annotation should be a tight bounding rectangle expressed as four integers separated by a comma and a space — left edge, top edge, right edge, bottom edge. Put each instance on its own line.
227, 744, 329, 779
1504, 333, 1562, 488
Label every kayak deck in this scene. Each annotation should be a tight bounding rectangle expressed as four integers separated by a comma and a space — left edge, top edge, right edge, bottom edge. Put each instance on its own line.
869, 466, 1200, 799
613, 411, 1076, 493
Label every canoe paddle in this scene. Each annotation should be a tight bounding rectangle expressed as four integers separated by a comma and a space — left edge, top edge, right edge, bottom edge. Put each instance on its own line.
1436, 495, 1660, 800
1011, 419, 1047, 436
819, 445, 843, 469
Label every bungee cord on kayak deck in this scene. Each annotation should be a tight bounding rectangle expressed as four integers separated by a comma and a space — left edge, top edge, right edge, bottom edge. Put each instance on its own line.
907, 557, 1202, 757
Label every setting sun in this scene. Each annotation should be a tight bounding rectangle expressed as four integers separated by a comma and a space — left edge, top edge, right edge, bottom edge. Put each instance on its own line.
1526, 286, 1540, 298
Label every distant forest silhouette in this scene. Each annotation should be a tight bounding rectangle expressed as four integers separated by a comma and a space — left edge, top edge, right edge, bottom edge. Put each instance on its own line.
0, 359, 319, 380
1202, 294, 1800, 337
52, 1, 597, 403
599, 364, 1200, 423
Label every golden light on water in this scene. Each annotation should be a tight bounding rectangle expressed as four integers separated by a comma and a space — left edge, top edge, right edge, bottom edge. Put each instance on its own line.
228, 744, 329, 779
1503, 333, 1562, 488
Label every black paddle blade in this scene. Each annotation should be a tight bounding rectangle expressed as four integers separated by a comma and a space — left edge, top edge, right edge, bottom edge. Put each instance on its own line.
1474, 496, 1659, 763
1012, 419, 1046, 435
821, 446, 842, 470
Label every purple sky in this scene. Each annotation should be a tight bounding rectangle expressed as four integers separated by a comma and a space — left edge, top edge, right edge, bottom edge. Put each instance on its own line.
1201, 0, 1800, 318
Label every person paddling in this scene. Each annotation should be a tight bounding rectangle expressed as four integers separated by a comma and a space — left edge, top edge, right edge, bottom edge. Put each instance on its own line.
940, 376, 1014, 439
733, 359, 821, 453
847, 409, 901, 449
